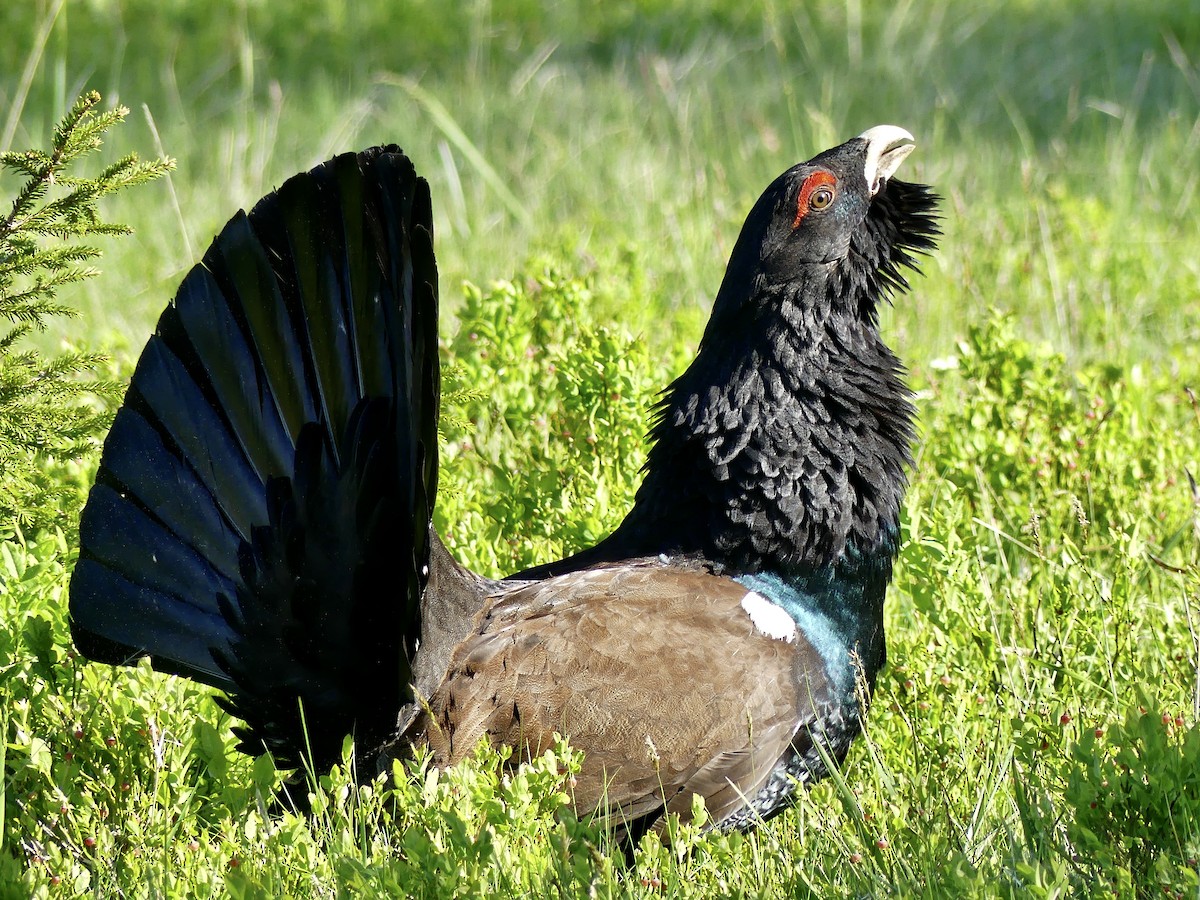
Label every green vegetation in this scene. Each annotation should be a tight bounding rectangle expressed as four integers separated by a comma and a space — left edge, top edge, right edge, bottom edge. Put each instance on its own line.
0, 91, 170, 533
3, 0, 1200, 895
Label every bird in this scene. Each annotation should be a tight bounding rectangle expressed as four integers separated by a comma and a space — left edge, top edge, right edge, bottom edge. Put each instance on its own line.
69, 126, 939, 842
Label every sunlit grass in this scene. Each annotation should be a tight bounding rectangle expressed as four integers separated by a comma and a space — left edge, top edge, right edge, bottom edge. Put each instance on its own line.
5, 1, 1199, 366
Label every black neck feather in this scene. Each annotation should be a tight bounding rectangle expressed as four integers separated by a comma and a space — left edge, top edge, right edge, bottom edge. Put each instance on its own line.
613, 180, 939, 576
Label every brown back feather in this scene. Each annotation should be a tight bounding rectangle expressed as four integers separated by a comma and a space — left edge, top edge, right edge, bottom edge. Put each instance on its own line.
412, 562, 832, 831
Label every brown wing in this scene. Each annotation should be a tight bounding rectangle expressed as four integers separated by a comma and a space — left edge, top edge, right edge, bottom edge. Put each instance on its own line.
412, 562, 831, 832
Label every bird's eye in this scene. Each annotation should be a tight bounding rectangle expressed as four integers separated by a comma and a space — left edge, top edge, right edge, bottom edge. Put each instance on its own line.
809, 187, 835, 210
792, 171, 839, 228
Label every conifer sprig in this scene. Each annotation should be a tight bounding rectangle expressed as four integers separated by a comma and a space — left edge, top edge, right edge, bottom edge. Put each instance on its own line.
0, 90, 173, 534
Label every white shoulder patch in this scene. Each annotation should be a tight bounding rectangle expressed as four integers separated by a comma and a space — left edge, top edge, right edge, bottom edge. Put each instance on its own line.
740, 592, 797, 643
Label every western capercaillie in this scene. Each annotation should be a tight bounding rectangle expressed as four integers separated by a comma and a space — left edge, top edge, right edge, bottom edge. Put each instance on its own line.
70, 126, 939, 840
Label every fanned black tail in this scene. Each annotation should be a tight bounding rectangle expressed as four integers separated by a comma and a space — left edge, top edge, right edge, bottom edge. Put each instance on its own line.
69, 147, 440, 772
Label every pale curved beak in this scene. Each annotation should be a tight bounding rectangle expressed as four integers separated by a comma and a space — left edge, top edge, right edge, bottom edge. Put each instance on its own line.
859, 125, 915, 196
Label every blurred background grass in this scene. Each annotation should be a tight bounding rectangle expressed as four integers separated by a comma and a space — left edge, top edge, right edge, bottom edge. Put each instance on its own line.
3, 0, 1199, 371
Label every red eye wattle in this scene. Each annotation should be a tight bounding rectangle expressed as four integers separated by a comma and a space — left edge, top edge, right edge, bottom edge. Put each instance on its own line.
792, 171, 838, 228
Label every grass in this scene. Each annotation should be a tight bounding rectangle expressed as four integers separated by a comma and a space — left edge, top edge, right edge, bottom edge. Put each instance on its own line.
3, 0, 1200, 895
5, 0, 1200, 364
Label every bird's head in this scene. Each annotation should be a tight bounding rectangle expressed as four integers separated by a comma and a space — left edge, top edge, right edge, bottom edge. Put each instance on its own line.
757, 125, 914, 270
707, 125, 936, 334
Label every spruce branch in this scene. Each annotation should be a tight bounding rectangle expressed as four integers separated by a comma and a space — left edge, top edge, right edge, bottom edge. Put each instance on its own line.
0, 89, 174, 534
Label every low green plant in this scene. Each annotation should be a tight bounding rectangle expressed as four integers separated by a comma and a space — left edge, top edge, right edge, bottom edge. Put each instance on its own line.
0, 90, 171, 534
1065, 695, 1200, 893
437, 269, 665, 576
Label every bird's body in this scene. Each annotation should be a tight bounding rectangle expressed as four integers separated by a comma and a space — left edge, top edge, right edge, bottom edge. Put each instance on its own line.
409, 554, 887, 836
416, 562, 839, 830
69, 128, 938, 838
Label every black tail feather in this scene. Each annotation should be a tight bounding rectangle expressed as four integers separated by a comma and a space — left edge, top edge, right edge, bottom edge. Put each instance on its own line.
71, 559, 237, 686
166, 259, 295, 484
96, 408, 244, 582
70, 146, 440, 772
